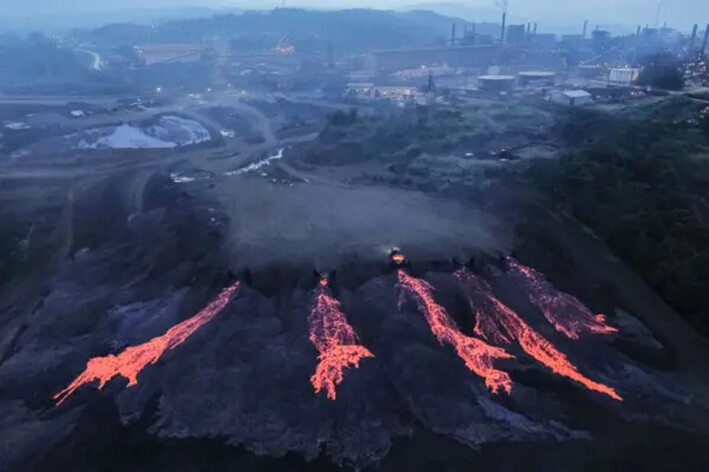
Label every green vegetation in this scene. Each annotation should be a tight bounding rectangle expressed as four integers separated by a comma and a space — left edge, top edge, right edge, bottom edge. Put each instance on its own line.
326, 109, 359, 126
524, 100, 709, 336
320, 104, 547, 163
0, 34, 86, 87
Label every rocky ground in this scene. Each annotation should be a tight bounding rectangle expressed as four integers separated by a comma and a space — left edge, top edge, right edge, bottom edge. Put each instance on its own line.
0, 164, 707, 471
1, 96, 708, 472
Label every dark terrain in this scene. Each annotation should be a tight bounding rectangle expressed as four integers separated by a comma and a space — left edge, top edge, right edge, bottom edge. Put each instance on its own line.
1, 9, 709, 470
2, 98, 709, 471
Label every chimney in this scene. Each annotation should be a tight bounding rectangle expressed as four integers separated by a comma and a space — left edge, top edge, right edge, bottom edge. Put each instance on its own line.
582, 20, 588, 38
451, 23, 456, 46
501, 12, 507, 43
636, 25, 642, 36
690, 24, 698, 50
702, 24, 709, 57
533, 23, 538, 35
527, 22, 531, 35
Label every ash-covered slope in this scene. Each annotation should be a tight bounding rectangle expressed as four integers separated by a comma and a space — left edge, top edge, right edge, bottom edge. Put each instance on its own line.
1, 172, 708, 472
0, 171, 229, 469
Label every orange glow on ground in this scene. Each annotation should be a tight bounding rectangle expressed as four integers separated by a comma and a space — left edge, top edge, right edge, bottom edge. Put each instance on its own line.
54, 282, 240, 406
309, 279, 373, 400
397, 269, 513, 394
455, 270, 622, 401
506, 258, 617, 340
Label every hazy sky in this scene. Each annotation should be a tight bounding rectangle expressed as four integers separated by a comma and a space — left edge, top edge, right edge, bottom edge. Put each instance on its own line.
2, 1, 708, 31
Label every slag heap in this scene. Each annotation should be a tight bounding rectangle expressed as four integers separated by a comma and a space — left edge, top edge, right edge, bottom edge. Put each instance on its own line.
506, 258, 618, 340
309, 277, 374, 400
455, 269, 621, 400
54, 281, 240, 405
397, 269, 514, 394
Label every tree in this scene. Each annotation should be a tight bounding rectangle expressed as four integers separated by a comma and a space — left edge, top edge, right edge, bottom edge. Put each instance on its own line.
523, 111, 709, 338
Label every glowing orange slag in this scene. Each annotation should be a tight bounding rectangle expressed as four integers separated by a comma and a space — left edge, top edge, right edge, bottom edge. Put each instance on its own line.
397, 269, 513, 394
391, 252, 405, 265
54, 281, 240, 406
309, 277, 373, 400
455, 269, 622, 401
506, 258, 617, 340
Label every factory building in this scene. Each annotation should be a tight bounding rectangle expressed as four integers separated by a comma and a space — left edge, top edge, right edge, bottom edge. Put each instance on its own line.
608, 68, 640, 85
576, 65, 605, 79
561, 34, 586, 47
531, 34, 558, 48
363, 45, 502, 71
506, 25, 527, 44
344, 83, 420, 102
518, 71, 556, 86
478, 75, 516, 92
592, 30, 611, 42
551, 89, 592, 106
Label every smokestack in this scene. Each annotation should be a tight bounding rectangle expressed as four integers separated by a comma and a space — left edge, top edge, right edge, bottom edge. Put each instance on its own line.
451, 23, 456, 46
582, 20, 588, 38
500, 12, 507, 43
636, 25, 642, 36
690, 24, 698, 50
702, 24, 709, 57
527, 22, 531, 35
533, 23, 538, 35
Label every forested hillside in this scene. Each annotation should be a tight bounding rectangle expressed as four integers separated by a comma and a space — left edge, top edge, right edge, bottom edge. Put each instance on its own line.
524, 98, 709, 337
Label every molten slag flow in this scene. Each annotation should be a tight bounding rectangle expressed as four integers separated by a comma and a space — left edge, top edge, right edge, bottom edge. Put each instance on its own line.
397, 269, 513, 394
391, 253, 405, 265
54, 281, 240, 406
455, 269, 622, 401
506, 258, 617, 340
309, 278, 373, 400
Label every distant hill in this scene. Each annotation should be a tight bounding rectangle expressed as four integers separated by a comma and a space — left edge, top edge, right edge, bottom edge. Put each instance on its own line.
87, 8, 472, 53
401, 2, 502, 23
0, 7, 233, 33
401, 2, 640, 35
402, 9, 501, 39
